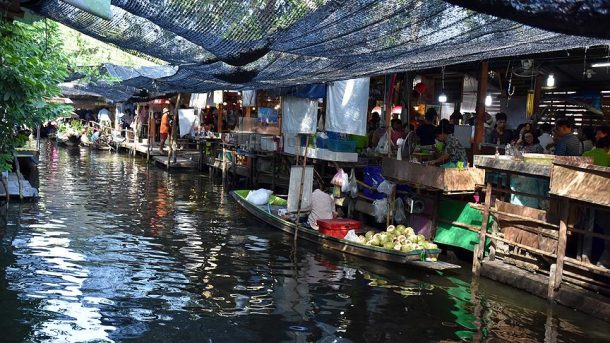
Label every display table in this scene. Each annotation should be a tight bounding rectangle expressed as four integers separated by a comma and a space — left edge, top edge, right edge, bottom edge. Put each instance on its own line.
382, 157, 484, 193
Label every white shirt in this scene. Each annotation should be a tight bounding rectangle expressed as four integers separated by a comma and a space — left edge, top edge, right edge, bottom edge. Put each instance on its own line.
98, 108, 111, 122
538, 133, 553, 153
308, 189, 335, 230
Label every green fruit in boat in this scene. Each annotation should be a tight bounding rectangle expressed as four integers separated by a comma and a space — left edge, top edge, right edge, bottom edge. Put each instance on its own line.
408, 235, 419, 243
383, 242, 395, 250
365, 231, 375, 240
386, 225, 396, 233
393, 243, 402, 251
372, 237, 381, 246
401, 245, 412, 253
417, 234, 426, 243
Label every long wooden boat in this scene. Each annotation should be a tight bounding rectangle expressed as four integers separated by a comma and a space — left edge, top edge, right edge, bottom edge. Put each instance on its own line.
231, 190, 460, 271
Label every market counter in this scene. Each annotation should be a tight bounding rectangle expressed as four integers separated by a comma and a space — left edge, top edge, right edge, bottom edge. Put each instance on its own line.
381, 157, 484, 193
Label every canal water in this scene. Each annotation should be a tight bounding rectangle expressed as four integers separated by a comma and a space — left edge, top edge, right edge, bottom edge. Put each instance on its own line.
0, 142, 609, 343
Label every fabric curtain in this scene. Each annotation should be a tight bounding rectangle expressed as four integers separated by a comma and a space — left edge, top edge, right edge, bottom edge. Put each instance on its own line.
282, 96, 318, 134
325, 78, 369, 135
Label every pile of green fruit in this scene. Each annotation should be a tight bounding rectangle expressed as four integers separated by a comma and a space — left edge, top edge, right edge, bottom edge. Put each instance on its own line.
357, 225, 438, 253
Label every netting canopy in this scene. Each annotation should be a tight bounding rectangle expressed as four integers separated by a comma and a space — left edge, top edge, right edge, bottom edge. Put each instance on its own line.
32, 0, 610, 95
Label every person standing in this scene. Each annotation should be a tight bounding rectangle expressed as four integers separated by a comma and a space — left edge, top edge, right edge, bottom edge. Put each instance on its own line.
416, 108, 437, 146
583, 136, 610, 167
159, 108, 171, 153
485, 112, 512, 145
537, 123, 554, 153
554, 118, 582, 156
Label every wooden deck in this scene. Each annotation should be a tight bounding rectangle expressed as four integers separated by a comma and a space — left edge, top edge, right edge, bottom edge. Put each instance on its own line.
152, 155, 198, 169
1, 173, 38, 199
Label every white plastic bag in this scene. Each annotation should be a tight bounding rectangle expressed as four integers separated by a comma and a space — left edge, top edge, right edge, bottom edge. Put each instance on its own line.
377, 180, 394, 196
341, 170, 350, 193
373, 198, 388, 223
344, 229, 360, 242
246, 188, 273, 205
348, 168, 358, 198
375, 132, 389, 154
331, 168, 349, 193
394, 197, 407, 224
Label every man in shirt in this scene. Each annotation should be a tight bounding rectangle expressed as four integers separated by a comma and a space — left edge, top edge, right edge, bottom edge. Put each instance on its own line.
583, 136, 610, 167
554, 118, 581, 156
308, 188, 336, 230
159, 108, 171, 153
596, 125, 609, 142
428, 124, 467, 166
485, 112, 512, 145
416, 108, 437, 146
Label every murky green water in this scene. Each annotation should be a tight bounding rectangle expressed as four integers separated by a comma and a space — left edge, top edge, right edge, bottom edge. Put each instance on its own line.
0, 142, 609, 342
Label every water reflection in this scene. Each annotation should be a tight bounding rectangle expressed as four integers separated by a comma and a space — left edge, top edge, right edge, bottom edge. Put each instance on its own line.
0, 142, 608, 342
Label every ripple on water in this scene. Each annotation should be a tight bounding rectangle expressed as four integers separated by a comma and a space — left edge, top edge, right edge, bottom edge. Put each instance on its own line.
0, 142, 609, 343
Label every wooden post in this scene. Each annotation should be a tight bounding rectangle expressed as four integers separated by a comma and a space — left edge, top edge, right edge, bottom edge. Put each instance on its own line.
294, 134, 310, 244
430, 191, 440, 239
13, 153, 23, 201
146, 109, 152, 162
532, 74, 544, 118
473, 61, 489, 155
549, 198, 570, 299
36, 125, 41, 151
217, 103, 223, 133
168, 94, 181, 170
473, 182, 492, 275
386, 185, 396, 227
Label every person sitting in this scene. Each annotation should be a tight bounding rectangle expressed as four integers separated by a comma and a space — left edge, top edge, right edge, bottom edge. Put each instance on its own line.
583, 136, 610, 167
416, 108, 437, 146
520, 131, 544, 153
427, 124, 467, 167
554, 118, 581, 156
308, 186, 337, 230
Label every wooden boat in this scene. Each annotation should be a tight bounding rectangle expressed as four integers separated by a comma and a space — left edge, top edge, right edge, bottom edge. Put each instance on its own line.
231, 190, 460, 271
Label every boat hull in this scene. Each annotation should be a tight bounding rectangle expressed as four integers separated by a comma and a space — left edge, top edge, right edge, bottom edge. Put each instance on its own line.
230, 191, 460, 271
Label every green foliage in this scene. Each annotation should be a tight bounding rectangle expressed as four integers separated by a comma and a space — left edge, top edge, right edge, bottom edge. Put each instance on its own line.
0, 18, 72, 171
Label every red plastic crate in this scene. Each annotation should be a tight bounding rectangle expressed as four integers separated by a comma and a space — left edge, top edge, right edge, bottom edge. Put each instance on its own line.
317, 219, 361, 239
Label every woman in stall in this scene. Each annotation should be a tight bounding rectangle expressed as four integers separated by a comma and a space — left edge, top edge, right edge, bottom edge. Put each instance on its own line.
426, 123, 467, 168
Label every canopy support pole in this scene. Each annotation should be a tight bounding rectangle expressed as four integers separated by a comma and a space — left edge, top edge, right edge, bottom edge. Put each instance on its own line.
474, 61, 489, 155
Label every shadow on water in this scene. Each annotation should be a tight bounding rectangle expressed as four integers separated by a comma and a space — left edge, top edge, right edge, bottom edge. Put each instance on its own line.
0, 141, 609, 342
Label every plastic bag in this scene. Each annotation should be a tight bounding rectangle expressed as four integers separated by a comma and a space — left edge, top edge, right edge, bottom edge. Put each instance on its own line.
348, 168, 358, 198
341, 170, 350, 193
375, 132, 389, 154
331, 168, 349, 193
394, 197, 407, 224
377, 180, 394, 196
245, 188, 273, 205
372, 198, 388, 223
344, 229, 360, 242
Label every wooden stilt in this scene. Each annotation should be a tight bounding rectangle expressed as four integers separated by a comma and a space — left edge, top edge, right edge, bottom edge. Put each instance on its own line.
294, 134, 310, 244
549, 198, 570, 299
473, 61, 489, 155
473, 183, 492, 275
13, 153, 23, 201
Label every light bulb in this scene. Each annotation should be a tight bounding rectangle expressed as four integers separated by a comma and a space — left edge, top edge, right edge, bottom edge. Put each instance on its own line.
252, 107, 256, 110
546, 74, 555, 87
485, 95, 492, 107
438, 93, 447, 103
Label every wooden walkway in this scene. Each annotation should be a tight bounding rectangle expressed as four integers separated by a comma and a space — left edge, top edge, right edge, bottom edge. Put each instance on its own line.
1, 173, 38, 199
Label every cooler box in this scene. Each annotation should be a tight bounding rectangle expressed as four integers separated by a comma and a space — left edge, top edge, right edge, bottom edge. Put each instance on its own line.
317, 219, 361, 239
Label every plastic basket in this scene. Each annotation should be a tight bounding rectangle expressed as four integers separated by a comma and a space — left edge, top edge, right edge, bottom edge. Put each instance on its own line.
317, 219, 361, 239
327, 139, 356, 152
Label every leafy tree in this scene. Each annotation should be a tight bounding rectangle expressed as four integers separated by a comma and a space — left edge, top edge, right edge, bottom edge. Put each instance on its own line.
0, 18, 72, 171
